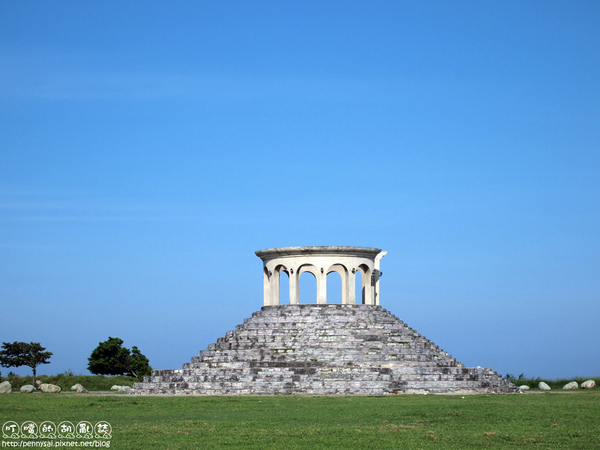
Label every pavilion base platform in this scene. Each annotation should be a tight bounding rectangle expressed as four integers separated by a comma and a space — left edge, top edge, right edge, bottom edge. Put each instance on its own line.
132, 304, 515, 395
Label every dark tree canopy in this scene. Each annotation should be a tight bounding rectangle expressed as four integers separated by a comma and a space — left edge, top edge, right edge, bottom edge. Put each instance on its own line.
88, 337, 152, 378
0, 341, 53, 386
130, 346, 152, 378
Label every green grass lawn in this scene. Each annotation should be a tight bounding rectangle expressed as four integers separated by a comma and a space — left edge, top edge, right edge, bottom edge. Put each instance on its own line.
2, 392, 599, 449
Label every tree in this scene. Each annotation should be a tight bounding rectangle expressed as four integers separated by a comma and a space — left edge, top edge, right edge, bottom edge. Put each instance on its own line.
130, 346, 152, 378
0, 341, 53, 387
88, 337, 152, 378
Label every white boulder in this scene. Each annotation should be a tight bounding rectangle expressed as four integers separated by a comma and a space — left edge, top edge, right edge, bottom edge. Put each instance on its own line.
538, 381, 551, 390
111, 385, 129, 392
563, 381, 578, 390
20, 384, 35, 393
581, 379, 596, 389
518, 385, 530, 391
71, 383, 87, 393
39, 383, 61, 393
0, 381, 12, 393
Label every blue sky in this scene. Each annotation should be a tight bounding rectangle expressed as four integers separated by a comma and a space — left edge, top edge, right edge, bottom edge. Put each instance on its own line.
1, 1, 599, 380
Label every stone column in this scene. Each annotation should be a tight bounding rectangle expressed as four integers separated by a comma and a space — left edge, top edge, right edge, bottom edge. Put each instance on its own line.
340, 270, 349, 304
374, 251, 387, 305
317, 269, 327, 304
289, 268, 299, 304
347, 269, 356, 305
364, 269, 373, 305
272, 269, 280, 306
263, 269, 272, 305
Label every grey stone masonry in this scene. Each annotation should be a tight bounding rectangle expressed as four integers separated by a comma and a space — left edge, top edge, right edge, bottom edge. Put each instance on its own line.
133, 305, 516, 395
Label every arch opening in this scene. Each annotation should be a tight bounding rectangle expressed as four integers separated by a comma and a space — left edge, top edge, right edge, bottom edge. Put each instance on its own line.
355, 269, 364, 304
278, 269, 290, 305
355, 264, 371, 305
272, 264, 288, 305
326, 270, 342, 304
298, 266, 317, 304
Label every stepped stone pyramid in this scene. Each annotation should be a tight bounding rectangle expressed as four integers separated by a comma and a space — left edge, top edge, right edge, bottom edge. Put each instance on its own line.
133, 247, 515, 395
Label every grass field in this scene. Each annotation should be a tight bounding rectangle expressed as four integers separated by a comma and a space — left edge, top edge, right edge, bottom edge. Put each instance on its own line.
1, 391, 599, 449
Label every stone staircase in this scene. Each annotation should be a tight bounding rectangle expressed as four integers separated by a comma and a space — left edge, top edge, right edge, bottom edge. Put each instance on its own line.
133, 305, 515, 395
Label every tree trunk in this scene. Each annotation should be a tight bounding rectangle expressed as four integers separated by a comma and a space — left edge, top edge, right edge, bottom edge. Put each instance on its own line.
32, 366, 37, 389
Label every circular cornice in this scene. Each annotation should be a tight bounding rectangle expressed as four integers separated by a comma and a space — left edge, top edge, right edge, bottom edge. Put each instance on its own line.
256, 246, 382, 260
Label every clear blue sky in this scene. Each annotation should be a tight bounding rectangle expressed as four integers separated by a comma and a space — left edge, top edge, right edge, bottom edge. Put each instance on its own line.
1, 1, 598, 380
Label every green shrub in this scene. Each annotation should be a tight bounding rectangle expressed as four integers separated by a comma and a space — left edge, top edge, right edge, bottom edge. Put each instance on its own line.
0, 373, 135, 391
